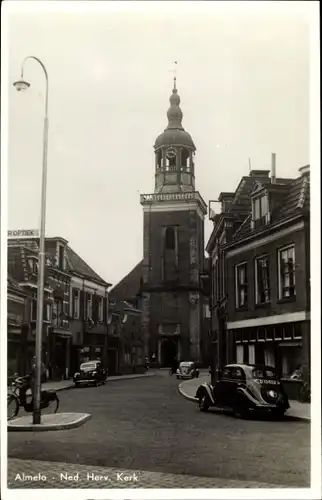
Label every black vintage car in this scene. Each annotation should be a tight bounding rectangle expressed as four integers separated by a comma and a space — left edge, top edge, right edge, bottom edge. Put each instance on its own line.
196, 364, 290, 418
73, 360, 107, 387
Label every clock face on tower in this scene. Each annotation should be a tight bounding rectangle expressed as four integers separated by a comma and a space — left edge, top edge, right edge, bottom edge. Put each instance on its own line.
166, 147, 177, 160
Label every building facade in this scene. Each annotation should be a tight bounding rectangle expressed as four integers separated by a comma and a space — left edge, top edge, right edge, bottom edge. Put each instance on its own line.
140, 80, 208, 366
7, 276, 31, 379
7, 235, 111, 379
207, 165, 310, 388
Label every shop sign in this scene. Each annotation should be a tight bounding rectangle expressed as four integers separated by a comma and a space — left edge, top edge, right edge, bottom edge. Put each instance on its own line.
8, 229, 40, 238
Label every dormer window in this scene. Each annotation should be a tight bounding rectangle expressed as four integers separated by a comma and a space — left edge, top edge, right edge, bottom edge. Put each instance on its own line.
252, 193, 269, 228
28, 256, 38, 274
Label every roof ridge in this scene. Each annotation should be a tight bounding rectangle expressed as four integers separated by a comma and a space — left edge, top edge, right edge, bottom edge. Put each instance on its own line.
66, 245, 107, 284
296, 176, 309, 209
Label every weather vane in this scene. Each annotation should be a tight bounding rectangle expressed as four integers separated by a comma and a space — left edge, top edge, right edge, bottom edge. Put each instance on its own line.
173, 61, 178, 89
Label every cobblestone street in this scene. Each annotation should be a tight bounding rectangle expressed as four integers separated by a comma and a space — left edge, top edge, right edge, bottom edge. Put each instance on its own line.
8, 372, 310, 488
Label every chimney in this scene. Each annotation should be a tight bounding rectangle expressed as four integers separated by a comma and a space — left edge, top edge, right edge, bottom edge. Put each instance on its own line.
271, 153, 276, 184
298, 165, 310, 176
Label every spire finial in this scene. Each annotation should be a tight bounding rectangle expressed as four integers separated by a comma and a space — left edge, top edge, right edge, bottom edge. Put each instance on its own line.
173, 61, 178, 91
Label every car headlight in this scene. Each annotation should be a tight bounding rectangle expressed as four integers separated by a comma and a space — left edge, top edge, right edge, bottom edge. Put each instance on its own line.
74, 372, 80, 376
176, 369, 180, 373
92, 371, 97, 375
268, 390, 278, 399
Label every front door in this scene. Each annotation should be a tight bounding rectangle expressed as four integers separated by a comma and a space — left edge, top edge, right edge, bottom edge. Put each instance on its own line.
160, 338, 177, 367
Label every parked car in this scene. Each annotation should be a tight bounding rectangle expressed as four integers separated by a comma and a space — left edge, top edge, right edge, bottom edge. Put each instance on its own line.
195, 364, 289, 418
176, 361, 199, 380
73, 360, 107, 387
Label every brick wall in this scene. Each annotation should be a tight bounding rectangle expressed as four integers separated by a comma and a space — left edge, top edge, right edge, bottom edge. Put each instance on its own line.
226, 227, 309, 323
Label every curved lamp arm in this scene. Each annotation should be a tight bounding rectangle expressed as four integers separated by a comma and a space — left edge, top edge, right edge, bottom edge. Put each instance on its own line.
20, 56, 49, 117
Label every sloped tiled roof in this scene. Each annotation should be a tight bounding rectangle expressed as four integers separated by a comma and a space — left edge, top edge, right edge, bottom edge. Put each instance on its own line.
110, 260, 143, 302
231, 173, 310, 242
274, 175, 310, 219
65, 246, 110, 286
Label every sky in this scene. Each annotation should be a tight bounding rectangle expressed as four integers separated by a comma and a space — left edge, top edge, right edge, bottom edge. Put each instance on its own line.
4, 1, 314, 287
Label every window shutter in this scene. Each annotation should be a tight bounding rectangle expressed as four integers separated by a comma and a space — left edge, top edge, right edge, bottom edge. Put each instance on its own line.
92, 294, 99, 323
103, 297, 108, 324
80, 290, 85, 320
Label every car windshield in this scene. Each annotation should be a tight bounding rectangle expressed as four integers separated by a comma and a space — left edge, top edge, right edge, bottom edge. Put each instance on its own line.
80, 362, 96, 370
180, 362, 193, 367
252, 367, 277, 379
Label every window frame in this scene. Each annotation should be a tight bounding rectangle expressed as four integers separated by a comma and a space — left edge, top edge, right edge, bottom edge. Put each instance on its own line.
98, 296, 104, 322
85, 292, 93, 321
235, 262, 248, 309
165, 226, 176, 250
278, 245, 296, 299
252, 194, 268, 221
255, 255, 271, 304
73, 289, 80, 319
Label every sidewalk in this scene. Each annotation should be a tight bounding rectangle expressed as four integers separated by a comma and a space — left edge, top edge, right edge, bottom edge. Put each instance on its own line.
9, 371, 156, 395
178, 374, 311, 422
8, 413, 91, 432
7, 458, 289, 488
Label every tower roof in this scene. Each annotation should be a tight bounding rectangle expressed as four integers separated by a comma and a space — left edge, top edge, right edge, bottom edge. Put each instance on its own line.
154, 79, 195, 150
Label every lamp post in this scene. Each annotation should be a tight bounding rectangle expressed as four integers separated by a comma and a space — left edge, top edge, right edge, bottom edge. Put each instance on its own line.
14, 56, 49, 425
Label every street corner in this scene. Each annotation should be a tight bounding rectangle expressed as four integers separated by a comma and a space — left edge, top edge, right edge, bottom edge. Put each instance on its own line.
8, 412, 91, 432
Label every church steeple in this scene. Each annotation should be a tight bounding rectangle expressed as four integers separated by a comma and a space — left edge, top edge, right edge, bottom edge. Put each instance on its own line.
166, 79, 184, 130
154, 80, 196, 194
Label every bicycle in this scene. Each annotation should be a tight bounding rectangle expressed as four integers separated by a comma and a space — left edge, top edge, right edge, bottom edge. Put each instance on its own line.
7, 375, 60, 421
298, 381, 311, 403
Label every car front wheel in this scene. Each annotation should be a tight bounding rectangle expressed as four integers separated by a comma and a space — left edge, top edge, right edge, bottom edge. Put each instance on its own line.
199, 394, 210, 412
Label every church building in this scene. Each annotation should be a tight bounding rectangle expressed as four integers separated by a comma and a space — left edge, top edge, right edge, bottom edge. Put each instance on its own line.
111, 79, 209, 366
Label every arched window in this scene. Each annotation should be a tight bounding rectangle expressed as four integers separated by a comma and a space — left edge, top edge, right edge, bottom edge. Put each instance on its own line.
165, 227, 175, 250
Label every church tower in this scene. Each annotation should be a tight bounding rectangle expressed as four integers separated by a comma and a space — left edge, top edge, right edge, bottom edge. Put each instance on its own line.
140, 79, 207, 366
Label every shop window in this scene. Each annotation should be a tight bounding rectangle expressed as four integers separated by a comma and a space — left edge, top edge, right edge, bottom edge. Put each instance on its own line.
258, 327, 265, 341
283, 324, 293, 340
236, 344, 243, 363
235, 262, 248, 308
266, 326, 274, 341
274, 325, 282, 340
255, 256, 270, 304
278, 245, 296, 299
249, 328, 257, 342
248, 344, 255, 364
242, 330, 249, 343
243, 344, 249, 363
294, 323, 303, 339
235, 330, 242, 344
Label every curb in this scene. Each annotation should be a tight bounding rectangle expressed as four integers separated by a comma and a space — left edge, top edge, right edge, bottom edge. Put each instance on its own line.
178, 382, 310, 423
178, 383, 198, 403
43, 372, 157, 393
8, 413, 91, 432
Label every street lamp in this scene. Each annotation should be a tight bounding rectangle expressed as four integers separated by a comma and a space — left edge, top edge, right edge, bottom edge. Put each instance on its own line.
13, 56, 49, 425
